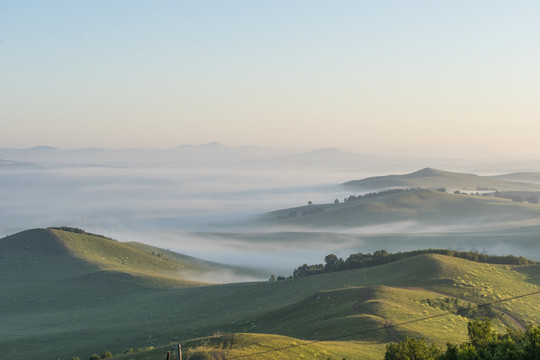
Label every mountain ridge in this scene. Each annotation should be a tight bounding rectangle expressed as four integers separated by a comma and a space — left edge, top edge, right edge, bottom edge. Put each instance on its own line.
343, 167, 540, 191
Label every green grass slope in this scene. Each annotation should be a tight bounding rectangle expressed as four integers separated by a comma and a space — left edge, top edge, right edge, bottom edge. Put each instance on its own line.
344, 168, 540, 191
1, 228, 211, 287
1, 243, 539, 359
203, 255, 540, 358
266, 188, 540, 227
0, 228, 259, 288
113, 333, 385, 360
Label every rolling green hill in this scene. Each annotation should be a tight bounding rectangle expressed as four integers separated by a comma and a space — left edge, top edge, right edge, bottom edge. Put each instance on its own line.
265, 188, 540, 227
343, 168, 540, 191
1, 229, 539, 360
0, 228, 256, 288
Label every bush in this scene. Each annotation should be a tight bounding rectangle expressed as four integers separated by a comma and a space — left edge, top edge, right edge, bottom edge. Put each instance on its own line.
384, 337, 442, 360
385, 320, 540, 360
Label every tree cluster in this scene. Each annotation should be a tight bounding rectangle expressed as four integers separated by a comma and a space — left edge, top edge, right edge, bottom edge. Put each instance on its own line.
49, 226, 87, 234
48, 226, 115, 241
300, 206, 324, 216
344, 188, 407, 203
385, 319, 539, 360
494, 192, 540, 204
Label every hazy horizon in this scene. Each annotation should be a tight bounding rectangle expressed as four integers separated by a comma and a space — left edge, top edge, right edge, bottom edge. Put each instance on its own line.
2, 1, 540, 158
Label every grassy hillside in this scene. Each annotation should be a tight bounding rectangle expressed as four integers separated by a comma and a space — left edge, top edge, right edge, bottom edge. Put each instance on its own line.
265, 188, 540, 227
343, 168, 540, 191
0, 228, 256, 288
1, 230, 539, 360
113, 333, 385, 360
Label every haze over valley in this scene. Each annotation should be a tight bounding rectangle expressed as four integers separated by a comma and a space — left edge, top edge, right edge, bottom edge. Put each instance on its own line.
2, 145, 540, 274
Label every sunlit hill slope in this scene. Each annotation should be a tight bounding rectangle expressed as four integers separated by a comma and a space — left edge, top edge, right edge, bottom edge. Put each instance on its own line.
1, 228, 539, 359
0, 228, 254, 287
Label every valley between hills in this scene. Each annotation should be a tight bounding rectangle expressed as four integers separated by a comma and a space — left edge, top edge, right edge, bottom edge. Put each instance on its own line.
1, 167, 540, 359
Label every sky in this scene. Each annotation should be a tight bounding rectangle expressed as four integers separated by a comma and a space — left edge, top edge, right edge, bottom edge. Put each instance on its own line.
1, 1, 539, 157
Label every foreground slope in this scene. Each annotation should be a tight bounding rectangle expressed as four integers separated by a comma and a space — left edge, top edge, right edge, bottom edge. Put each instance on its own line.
114, 333, 385, 360
1, 234, 539, 360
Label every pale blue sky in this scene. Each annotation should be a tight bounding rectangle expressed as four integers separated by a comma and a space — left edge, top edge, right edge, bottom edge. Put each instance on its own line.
1, 1, 539, 156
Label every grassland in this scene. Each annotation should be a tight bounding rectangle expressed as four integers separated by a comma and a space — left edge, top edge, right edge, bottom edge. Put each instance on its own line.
265, 188, 540, 228
113, 333, 386, 360
1, 229, 539, 359
0, 228, 258, 287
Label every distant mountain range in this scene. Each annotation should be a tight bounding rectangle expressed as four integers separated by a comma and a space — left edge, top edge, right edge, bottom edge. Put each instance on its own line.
2, 145, 540, 174
0, 143, 299, 167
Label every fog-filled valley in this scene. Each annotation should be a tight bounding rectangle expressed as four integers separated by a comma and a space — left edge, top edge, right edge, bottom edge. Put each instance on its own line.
3, 144, 540, 277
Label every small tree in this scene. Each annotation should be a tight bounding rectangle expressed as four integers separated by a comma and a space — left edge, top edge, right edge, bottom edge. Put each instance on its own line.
324, 254, 343, 272
467, 319, 495, 348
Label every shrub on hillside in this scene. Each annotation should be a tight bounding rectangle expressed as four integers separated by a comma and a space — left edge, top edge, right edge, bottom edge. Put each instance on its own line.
385, 320, 540, 360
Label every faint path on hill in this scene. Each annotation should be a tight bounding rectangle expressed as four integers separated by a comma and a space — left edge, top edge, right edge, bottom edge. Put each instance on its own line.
352, 287, 400, 342
502, 311, 526, 331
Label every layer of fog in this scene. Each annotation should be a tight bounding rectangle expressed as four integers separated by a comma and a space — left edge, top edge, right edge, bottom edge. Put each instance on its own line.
177, 269, 265, 284
2, 145, 540, 280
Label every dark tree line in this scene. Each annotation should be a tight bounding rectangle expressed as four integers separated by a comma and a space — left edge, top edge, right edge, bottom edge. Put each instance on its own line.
343, 188, 408, 203
292, 249, 537, 278
494, 191, 540, 204
385, 319, 539, 360
47, 226, 115, 241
